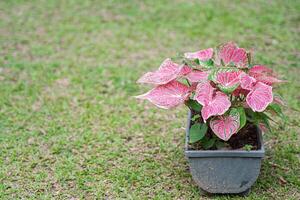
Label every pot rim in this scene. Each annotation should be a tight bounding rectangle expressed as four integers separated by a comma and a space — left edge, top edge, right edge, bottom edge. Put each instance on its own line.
185, 110, 265, 158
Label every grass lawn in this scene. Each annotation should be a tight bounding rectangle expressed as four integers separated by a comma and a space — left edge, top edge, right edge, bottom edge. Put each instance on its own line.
0, 0, 299, 199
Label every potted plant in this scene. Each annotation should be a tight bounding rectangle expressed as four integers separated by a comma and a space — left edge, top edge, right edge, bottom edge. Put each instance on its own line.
135, 42, 285, 195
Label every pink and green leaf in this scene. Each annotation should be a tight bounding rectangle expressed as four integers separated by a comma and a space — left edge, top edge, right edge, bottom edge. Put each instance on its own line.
216, 71, 242, 93
194, 81, 215, 106
137, 58, 191, 85
200, 92, 231, 122
215, 42, 237, 65
246, 82, 273, 112
135, 80, 190, 109
240, 73, 256, 90
253, 75, 285, 85
249, 65, 285, 85
185, 70, 209, 83
218, 84, 239, 94
194, 81, 231, 122
184, 48, 214, 61
210, 108, 240, 141
208, 67, 240, 83
215, 42, 248, 68
230, 48, 248, 68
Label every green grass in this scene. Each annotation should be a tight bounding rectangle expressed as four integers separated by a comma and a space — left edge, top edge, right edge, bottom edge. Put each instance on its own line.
0, 0, 299, 199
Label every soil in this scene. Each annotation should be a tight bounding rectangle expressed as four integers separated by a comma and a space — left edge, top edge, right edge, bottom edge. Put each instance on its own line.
189, 111, 259, 150
227, 123, 258, 150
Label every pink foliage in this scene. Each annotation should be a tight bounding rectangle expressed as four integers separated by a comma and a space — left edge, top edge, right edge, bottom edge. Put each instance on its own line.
137, 58, 191, 85
217, 42, 248, 68
180, 65, 193, 76
249, 65, 273, 74
249, 65, 283, 85
185, 70, 209, 83
136, 42, 284, 141
238, 72, 274, 112
246, 82, 273, 112
184, 48, 213, 61
194, 81, 231, 122
135, 80, 190, 109
240, 73, 256, 90
216, 71, 241, 90
210, 113, 240, 141
194, 81, 215, 105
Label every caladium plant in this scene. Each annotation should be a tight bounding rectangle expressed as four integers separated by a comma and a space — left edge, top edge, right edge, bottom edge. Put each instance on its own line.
136, 42, 286, 148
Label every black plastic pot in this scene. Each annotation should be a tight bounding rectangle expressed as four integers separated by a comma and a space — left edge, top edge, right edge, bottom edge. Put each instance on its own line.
185, 111, 265, 195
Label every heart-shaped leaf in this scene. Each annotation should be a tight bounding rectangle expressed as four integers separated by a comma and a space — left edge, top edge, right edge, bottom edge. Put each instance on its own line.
200, 91, 231, 122
215, 42, 248, 68
137, 58, 192, 85
189, 123, 208, 143
216, 71, 242, 93
185, 70, 209, 83
194, 81, 231, 122
246, 82, 273, 112
210, 108, 240, 141
194, 81, 215, 106
184, 48, 214, 61
208, 67, 240, 83
240, 73, 256, 90
249, 65, 284, 86
135, 80, 190, 109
